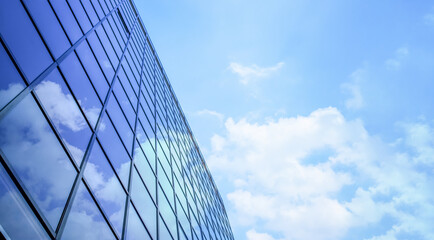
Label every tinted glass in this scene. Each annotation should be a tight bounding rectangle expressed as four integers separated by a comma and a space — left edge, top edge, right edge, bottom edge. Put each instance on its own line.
84, 141, 126, 236
126, 203, 152, 240
34, 69, 92, 165
76, 41, 110, 101
0, 94, 76, 228
60, 52, 102, 128
51, 0, 82, 43
62, 181, 115, 240
0, 43, 25, 109
130, 167, 156, 240
0, 0, 52, 81
0, 164, 50, 240
97, 114, 131, 186
23, 0, 70, 58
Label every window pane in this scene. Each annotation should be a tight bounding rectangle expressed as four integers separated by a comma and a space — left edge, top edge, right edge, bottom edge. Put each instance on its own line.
0, 43, 26, 109
84, 141, 126, 236
133, 147, 156, 202
113, 82, 135, 128
68, 0, 92, 33
97, 114, 130, 186
130, 168, 156, 240
159, 216, 174, 240
126, 203, 151, 240
87, 31, 115, 82
76, 41, 110, 101
51, 0, 82, 43
34, 69, 92, 165
158, 186, 177, 238
0, 94, 77, 228
62, 181, 115, 240
0, 0, 52, 81
106, 96, 134, 155
60, 52, 102, 128
0, 164, 50, 240
23, 0, 70, 58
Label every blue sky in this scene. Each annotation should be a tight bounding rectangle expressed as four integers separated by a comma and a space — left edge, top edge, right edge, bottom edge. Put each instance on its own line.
137, 1, 434, 239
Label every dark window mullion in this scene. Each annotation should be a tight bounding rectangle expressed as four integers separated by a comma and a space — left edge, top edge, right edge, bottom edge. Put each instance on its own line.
54, 17, 139, 239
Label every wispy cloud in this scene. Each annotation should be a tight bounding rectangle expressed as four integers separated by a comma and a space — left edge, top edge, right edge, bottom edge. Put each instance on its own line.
196, 109, 225, 123
228, 62, 284, 85
385, 47, 409, 70
341, 68, 365, 110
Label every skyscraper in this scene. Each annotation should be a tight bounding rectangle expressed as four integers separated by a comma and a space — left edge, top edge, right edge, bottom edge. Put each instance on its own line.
0, 0, 233, 239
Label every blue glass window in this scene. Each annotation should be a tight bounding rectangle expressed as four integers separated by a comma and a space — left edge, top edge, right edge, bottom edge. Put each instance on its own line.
0, 164, 50, 240
159, 216, 174, 240
60, 52, 102, 128
130, 167, 156, 239
112, 81, 135, 127
106, 96, 134, 155
23, 0, 70, 59
34, 69, 92, 165
0, 94, 77, 228
0, 43, 25, 109
133, 147, 156, 201
76, 41, 110, 101
87, 31, 115, 82
51, 0, 82, 44
69, 0, 92, 33
158, 186, 177, 238
61, 181, 115, 240
126, 203, 152, 240
0, 0, 52, 81
84, 141, 126, 236
97, 114, 131, 186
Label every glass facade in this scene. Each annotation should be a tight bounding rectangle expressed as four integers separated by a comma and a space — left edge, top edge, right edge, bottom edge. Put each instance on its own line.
0, 0, 233, 239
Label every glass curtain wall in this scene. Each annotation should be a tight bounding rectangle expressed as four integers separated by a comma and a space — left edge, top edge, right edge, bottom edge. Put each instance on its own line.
0, 0, 233, 239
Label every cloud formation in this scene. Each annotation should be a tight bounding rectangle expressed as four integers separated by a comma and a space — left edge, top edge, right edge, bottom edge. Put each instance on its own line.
341, 68, 365, 110
207, 107, 434, 240
385, 47, 409, 70
228, 62, 284, 85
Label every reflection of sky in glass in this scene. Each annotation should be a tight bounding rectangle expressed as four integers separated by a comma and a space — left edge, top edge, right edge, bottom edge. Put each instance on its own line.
0, 0, 52, 81
84, 142, 126, 236
133, 144, 156, 201
34, 74, 92, 166
0, 43, 25, 109
159, 216, 174, 240
130, 167, 156, 239
97, 114, 131, 186
23, 0, 71, 59
0, 164, 50, 240
60, 53, 102, 128
126, 203, 151, 240
62, 181, 115, 240
158, 186, 177, 237
0, 93, 76, 228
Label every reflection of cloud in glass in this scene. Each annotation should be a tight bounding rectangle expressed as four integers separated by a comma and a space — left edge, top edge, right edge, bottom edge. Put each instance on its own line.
84, 143, 126, 236
62, 182, 115, 240
34, 76, 92, 165
0, 90, 76, 228
0, 165, 50, 240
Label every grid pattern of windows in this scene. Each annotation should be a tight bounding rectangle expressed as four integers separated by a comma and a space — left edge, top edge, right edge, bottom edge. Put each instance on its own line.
0, 0, 233, 239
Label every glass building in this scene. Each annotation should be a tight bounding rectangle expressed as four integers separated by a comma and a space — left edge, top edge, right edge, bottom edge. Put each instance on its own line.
0, 0, 233, 239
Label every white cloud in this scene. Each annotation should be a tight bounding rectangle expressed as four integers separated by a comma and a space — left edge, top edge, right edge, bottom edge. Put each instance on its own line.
228, 62, 284, 85
246, 229, 280, 240
341, 68, 365, 110
385, 47, 409, 70
196, 109, 225, 123
207, 107, 434, 240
